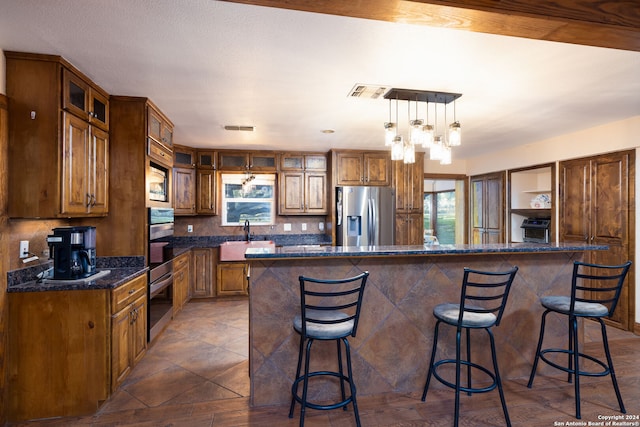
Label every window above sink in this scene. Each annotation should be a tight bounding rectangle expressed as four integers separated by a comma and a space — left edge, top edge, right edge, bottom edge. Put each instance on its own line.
221, 173, 276, 226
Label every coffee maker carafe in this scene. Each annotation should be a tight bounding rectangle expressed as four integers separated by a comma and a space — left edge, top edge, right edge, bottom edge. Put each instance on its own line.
47, 226, 97, 280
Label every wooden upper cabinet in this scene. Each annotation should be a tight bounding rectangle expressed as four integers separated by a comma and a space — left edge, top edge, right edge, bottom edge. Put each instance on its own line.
173, 167, 196, 215
6, 52, 110, 218
173, 145, 197, 215
393, 152, 424, 213
62, 68, 109, 131
147, 106, 173, 148
279, 152, 328, 215
174, 145, 196, 168
197, 169, 217, 215
218, 151, 277, 171
197, 150, 217, 169
280, 153, 327, 171
335, 151, 391, 186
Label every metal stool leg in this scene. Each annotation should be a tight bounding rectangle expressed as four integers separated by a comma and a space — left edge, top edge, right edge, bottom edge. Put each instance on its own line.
527, 309, 550, 388
337, 339, 347, 411
454, 327, 462, 427
466, 328, 472, 396
571, 316, 581, 419
343, 338, 361, 427
600, 319, 626, 414
289, 335, 305, 418
422, 320, 441, 401
299, 338, 314, 427
488, 328, 511, 427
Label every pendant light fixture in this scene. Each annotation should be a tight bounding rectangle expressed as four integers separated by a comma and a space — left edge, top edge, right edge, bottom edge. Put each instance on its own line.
381, 89, 462, 164
448, 99, 461, 147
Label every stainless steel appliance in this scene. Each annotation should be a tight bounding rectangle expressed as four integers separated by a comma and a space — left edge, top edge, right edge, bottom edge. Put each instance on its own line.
148, 207, 174, 342
336, 186, 395, 246
47, 226, 97, 279
521, 217, 551, 243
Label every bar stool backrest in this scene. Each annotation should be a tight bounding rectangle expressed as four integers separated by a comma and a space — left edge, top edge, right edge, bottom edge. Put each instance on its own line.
298, 271, 369, 338
458, 266, 519, 327
571, 261, 632, 317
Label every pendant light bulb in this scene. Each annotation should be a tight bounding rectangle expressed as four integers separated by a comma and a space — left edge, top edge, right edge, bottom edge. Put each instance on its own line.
422, 124, 434, 148
403, 139, 415, 164
439, 145, 452, 165
384, 122, 396, 146
448, 121, 461, 146
391, 135, 404, 161
430, 136, 444, 161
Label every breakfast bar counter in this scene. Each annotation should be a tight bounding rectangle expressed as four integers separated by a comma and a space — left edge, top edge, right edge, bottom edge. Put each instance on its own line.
245, 242, 607, 407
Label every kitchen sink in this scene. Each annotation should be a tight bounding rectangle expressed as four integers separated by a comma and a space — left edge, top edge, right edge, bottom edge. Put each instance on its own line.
219, 240, 276, 261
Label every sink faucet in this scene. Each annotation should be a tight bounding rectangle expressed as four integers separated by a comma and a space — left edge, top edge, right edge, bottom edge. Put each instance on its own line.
243, 220, 251, 241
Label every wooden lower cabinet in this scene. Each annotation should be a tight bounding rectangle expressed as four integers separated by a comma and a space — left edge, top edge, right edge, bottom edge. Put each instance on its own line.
7, 274, 147, 421
217, 262, 249, 296
173, 251, 191, 313
191, 248, 216, 298
395, 213, 424, 245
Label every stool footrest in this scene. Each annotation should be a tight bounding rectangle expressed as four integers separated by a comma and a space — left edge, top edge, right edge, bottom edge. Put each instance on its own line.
433, 359, 497, 394
539, 348, 610, 377
291, 371, 355, 411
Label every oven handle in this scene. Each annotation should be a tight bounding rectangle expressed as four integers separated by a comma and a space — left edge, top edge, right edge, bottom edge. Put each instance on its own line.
149, 272, 174, 297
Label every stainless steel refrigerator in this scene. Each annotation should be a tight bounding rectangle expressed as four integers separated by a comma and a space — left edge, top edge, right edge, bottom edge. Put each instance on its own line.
336, 186, 395, 246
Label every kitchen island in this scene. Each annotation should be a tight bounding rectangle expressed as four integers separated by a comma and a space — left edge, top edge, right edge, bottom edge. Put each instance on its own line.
245, 242, 607, 407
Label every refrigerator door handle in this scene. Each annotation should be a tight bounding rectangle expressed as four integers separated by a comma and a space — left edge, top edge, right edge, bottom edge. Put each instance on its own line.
369, 198, 376, 245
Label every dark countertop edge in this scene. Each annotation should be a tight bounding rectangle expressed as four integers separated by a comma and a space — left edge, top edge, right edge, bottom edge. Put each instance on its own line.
7, 267, 148, 293
245, 243, 609, 260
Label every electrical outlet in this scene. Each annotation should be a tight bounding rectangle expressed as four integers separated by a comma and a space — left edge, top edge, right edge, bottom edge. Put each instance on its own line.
284, 223, 292, 232
187, 224, 193, 233
19, 240, 29, 258
42, 248, 50, 258
318, 222, 324, 231
301, 223, 307, 231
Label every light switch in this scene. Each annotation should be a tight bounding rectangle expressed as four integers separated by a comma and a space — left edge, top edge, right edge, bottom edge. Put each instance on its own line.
284, 223, 292, 231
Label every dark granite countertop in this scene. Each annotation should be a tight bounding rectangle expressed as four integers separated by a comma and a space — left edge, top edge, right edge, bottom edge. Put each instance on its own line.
244, 242, 608, 259
8, 267, 148, 293
7, 256, 148, 293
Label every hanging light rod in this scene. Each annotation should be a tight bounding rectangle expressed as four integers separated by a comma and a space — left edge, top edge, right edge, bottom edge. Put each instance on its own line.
383, 89, 461, 104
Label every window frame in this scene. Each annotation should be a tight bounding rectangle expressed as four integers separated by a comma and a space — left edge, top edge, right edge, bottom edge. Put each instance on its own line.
220, 173, 276, 226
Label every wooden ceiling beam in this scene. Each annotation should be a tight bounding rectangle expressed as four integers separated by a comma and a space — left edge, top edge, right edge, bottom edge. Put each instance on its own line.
220, 0, 640, 52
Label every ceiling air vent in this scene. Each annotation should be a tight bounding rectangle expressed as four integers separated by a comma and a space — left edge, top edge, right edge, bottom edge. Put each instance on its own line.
348, 84, 388, 99
224, 125, 255, 131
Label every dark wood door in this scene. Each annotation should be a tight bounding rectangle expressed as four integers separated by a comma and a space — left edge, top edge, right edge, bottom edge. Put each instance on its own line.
559, 150, 634, 330
470, 172, 504, 244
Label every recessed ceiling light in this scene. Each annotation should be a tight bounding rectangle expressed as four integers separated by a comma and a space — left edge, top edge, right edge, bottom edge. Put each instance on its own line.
321, 129, 335, 134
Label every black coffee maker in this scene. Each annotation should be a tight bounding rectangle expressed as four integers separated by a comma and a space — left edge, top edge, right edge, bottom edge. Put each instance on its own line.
47, 226, 97, 280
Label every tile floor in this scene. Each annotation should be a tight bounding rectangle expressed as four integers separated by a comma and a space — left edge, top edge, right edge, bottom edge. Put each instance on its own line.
102, 298, 250, 413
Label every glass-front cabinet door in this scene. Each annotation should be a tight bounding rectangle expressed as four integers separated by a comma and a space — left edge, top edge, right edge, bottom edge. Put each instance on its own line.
62, 69, 109, 130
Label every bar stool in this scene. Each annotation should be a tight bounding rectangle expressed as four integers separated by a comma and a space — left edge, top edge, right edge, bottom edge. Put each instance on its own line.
527, 260, 631, 419
288, 271, 369, 427
421, 266, 519, 427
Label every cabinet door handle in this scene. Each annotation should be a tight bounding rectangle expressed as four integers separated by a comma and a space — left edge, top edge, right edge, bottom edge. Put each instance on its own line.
86, 193, 92, 207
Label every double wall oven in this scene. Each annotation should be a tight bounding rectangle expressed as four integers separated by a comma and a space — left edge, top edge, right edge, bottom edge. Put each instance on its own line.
148, 207, 174, 342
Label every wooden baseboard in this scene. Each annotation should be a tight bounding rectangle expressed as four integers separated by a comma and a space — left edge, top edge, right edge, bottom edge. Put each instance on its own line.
635, 322, 640, 335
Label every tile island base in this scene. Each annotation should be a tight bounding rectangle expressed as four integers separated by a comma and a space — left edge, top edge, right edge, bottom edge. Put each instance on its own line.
247, 246, 598, 407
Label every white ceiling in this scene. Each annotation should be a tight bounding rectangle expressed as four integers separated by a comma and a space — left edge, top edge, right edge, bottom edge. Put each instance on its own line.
1, 0, 639, 160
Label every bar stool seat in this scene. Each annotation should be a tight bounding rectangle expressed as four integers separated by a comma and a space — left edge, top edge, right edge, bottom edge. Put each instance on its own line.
540, 296, 608, 316
289, 271, 369, 427
422, 266, 519, 427
527, 260, 632, 420
434, 303, 497, 327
